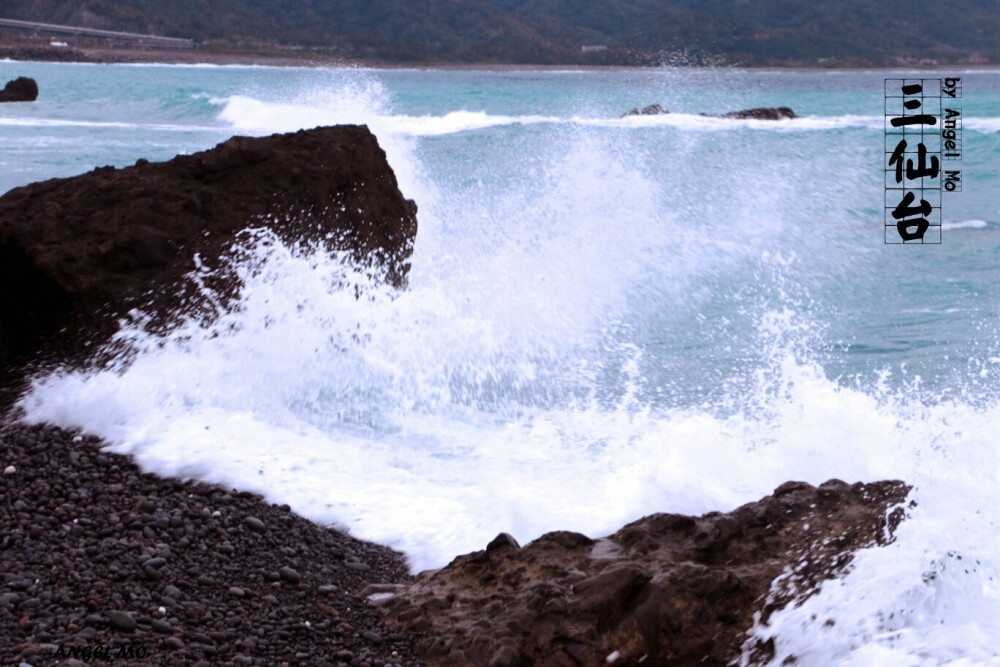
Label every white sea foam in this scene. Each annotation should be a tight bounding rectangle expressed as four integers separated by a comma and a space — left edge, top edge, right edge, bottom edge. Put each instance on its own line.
220, 94, 560, 136
0, 117, 217, 132
16, 239, 903, 569
609, 112, 882, 132
746, 398, 1000, 665
18, 100, 790, 571
216, 89, 893, 138
211, 73, 1000, 139
942, 219, 989, 231
964, 117, 1000, 133
21, 234, 1000, 666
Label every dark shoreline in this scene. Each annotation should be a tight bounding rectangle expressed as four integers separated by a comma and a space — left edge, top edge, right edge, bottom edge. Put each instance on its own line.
1, 420, 424, 666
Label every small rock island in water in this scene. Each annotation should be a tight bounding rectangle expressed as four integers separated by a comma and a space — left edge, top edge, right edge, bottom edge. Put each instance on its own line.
0, 76, 38, 102
624, 104, 797, 120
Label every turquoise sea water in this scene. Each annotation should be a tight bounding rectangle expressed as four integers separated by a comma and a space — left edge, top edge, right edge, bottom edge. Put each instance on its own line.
6, 61, 1000, 664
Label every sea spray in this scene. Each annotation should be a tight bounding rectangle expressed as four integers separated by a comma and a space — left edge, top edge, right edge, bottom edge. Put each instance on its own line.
15, 71, 918, 569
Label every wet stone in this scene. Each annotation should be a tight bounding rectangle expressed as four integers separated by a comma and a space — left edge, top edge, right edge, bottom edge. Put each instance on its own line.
244, 516, 265, 532
107, 610, 136, 633
152, 619, 173, 634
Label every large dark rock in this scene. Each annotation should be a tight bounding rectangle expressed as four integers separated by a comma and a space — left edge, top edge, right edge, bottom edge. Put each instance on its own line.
0, 77, 38, 102
0, 125, 417, 405
376, 479, 910, 666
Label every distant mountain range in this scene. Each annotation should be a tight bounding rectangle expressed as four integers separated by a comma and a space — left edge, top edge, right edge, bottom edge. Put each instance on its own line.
4, 0, 998, 65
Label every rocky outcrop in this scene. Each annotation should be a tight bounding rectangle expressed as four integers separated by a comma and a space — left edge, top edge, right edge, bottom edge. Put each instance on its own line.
622, 105, 797, 120
0, 46, 97, 64
720, 106, 797, 120
0, 77, 38, 102
623, 104, 667, 116
375, 480, 910, 666
0, 125, 417, 403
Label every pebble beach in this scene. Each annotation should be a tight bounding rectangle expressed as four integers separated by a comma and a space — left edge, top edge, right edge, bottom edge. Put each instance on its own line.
1, 422, 423, 666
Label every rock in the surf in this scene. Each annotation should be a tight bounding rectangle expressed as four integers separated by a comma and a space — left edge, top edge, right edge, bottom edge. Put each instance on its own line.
0, 125, 417, 392
623, 105, 797, 120
720, 106, 797, 120
623, 103, 668, 117
0, 76, 38, 102
376, 479, 910, 666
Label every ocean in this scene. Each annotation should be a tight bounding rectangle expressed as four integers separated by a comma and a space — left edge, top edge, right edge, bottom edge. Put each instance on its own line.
4, 60, 1000, 664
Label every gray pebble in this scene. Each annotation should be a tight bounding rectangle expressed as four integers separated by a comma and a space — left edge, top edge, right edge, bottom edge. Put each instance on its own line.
244, 516, 265, 532
152, 618, 173, 634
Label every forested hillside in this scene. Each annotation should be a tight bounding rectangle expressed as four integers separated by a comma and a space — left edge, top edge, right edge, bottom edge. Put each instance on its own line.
3, 0, 997, 64
493, 0, 998, 64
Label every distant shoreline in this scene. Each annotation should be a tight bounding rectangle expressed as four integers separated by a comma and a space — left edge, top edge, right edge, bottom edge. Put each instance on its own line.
1, 43, 996, 72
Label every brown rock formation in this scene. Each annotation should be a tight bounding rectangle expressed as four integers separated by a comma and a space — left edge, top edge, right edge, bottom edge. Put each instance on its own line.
0, 125, 417, 407
376, 479, 910, 666
0, 76, 38, 102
